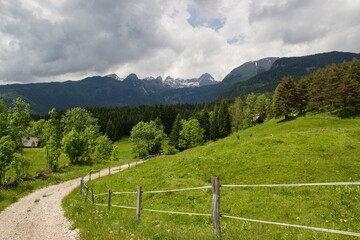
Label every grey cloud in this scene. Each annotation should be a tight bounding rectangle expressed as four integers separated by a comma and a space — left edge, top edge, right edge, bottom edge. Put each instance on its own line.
1, 0, 359, 84
248, 0, 360, 45
0, 0, 170, 83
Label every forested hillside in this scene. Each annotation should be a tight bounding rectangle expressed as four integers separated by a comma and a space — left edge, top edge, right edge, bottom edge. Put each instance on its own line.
1, 51, 359, 114
224, 51, 360, 97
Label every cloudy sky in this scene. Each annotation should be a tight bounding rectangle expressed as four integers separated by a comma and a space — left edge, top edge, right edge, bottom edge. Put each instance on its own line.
1, 0, 360, 84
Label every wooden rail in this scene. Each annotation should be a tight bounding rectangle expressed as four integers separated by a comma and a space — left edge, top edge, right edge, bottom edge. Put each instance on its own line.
79, 177, 360, 238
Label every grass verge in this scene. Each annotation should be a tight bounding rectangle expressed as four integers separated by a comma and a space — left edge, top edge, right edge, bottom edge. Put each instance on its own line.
64, 115, 360, 239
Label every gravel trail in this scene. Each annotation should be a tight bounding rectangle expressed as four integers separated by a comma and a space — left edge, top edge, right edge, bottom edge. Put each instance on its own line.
0, 162, 143, 240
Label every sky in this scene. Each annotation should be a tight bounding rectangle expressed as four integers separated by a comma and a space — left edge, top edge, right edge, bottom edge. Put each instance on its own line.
1, 0, 360, 84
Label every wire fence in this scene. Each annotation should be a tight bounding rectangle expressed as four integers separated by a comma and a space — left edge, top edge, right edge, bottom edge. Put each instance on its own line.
79, 176, 360, 238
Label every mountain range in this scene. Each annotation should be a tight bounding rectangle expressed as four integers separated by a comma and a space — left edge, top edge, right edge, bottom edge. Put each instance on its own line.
1, 51, 359, 114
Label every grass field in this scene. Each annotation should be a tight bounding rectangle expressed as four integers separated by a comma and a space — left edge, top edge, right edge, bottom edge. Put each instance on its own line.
63, 115, 360, 239
0, 138, 136, 212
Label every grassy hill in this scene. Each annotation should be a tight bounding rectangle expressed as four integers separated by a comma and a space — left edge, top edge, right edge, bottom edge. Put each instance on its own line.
63, 115, 360, 239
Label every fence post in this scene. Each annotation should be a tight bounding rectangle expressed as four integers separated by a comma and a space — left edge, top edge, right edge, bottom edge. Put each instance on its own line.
91, 188, 95, 204
89, 171, 92, 181
109, 167, 111, 175
80, 177, 84, 194
108, 189, 112, 211
85, 186, 89, 202
98, 171, 100, 179
136, 186, 142, 223
128, 162, 130, 168
212, 176, 221, 239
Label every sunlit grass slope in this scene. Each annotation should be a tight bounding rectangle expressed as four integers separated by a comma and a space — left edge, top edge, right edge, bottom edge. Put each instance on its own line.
64, 116, 360, 239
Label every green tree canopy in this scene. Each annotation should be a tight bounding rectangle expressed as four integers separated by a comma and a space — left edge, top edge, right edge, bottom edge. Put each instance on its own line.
92, 135, 113, 162
178, 118, 204, 150
7, 98, 31, 149
216, 99, 232, 138
130, 121, 165, 158
61, 108, 99, 133
229, 97, 245, 131
61, 129, 87, 164
273, 76, 297, 119
196, 109, 210, 141
0, 100, 8, 138
168, 114, 182, 149
209, 105, 219, 140
0, 135, 16, 184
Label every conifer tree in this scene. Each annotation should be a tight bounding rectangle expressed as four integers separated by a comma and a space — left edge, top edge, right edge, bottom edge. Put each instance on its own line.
295, 78, 309, 114
323, 64, 342, 110
209, 105, 219, 140
105, 120, 116, 141
216, 99, 232, 138
169, 114, 182, 149
273, 76, 297, 119
339, 59, 360, 109
196, 109, 210, 141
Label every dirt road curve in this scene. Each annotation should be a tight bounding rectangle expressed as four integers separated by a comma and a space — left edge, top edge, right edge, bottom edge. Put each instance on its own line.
0, 162, 142, 240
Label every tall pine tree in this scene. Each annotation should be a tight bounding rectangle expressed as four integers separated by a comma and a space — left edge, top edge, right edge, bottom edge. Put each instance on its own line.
216, 99, 232, 138
168, 114, 182, 149
196, 108, 210, 141
273, 76, 297, 119
295, 78, 309, 114
209, 105, 219, 140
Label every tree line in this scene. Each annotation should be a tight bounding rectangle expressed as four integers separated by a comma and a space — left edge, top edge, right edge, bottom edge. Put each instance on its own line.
87, 103, 213, 141
131, 59, 360, 158
2, 58, 358, 180
0, 100, 113, 185
129, 99, 232, 157
273, 58, 360, 118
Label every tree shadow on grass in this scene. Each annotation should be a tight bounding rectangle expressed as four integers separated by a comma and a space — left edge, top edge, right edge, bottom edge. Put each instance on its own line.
331, 108, 360, 119
277, 115, 298, 123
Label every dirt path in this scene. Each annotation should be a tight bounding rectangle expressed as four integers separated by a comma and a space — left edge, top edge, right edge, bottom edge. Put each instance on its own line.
0, 161, 143, 240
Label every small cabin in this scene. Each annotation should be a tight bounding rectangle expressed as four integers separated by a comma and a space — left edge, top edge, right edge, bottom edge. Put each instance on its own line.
22, 137, 39, 148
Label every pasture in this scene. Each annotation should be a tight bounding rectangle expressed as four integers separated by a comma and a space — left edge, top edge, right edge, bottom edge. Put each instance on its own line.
63, 115, 360, 239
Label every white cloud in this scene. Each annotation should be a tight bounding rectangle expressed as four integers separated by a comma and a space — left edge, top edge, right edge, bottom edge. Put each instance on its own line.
0, 0, 359, 84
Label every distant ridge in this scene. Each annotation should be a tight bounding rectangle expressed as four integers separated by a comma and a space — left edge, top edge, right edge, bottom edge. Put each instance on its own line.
1, 51, 359, 114
223, 51, 360, 97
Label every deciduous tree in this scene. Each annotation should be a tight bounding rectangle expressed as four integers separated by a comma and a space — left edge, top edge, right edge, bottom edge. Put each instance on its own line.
178, 119, 204, 150
0, 135, 16, 184
7, 98, 31, 149
61, 107, 99, 134
130, 121, 165, 158
62, 129, 86, 164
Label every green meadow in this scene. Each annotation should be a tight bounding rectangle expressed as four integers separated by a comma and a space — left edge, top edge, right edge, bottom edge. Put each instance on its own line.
0, 137, 136, 212
63, 115, 360, 239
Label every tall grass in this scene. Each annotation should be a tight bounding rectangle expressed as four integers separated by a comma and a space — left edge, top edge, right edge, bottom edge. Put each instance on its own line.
64, 116, 360, 239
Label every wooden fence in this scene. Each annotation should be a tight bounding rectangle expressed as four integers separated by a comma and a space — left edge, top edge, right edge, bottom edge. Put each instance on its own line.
80, 177, 360, 239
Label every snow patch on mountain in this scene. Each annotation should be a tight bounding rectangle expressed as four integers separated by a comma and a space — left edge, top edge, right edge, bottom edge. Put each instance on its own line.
106, 73, 217, 89
162, 73, 217, 88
